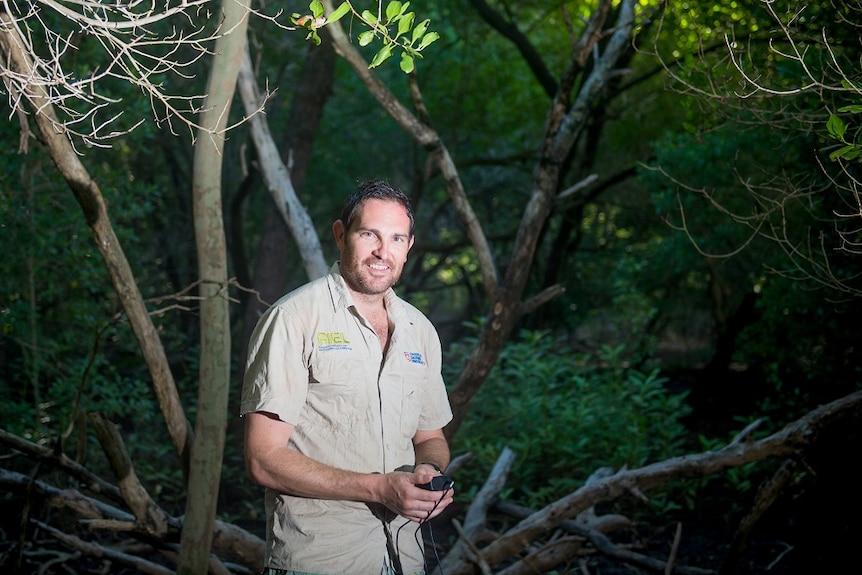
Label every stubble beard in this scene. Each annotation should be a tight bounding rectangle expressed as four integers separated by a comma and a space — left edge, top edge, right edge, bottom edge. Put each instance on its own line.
343, 258, 402, 296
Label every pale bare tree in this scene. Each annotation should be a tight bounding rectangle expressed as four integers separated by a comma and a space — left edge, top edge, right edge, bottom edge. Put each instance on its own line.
652, 0, 862, 294
0, 0, 238, 145
181, 0, 251, 570
321, 0, 633, 436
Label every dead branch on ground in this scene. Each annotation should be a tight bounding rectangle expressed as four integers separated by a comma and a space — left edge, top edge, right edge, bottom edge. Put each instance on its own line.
438, 389, 862, 574
1, 388, 860, 574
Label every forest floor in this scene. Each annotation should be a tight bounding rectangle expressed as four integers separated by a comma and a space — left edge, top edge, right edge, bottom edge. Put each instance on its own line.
3, 358, 859, 574
3, 427, 858, 575
421, 357, 862, 575
423, 441, 860, 575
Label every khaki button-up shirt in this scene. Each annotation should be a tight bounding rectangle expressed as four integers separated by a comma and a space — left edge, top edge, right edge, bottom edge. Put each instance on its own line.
241, 264, 453, 574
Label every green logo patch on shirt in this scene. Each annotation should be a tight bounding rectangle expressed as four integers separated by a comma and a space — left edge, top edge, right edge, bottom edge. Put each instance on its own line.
316, 331, 351, 346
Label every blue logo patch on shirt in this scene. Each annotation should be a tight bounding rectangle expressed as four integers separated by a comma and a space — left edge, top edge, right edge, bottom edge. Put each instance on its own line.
404, 352, 425, 365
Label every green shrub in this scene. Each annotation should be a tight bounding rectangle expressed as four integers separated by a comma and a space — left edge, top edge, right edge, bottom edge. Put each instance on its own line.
445, 328, 691, 509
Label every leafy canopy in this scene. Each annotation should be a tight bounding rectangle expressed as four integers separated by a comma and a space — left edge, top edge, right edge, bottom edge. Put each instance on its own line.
292, 1, 440, 72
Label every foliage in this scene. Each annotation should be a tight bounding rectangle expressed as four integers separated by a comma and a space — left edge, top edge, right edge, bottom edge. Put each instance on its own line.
644, 121, 813, 282
735, 276, 862, 414
660, 0, 862, 289
0, 130, 197, 458
3, 1, 862, 570
293, 1, 440, 72
445, 328, 691, 509
826, 97, 862, 163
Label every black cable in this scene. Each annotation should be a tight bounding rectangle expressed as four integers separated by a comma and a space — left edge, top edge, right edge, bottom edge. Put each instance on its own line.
393, 486, 451, 575
422, 518, 445, 575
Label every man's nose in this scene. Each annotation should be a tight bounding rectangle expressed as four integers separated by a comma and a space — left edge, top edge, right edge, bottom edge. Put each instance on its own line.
372, 239, 391, 258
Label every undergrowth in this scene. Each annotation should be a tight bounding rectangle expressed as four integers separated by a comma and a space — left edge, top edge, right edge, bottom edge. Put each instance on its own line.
444, 328, 692, 510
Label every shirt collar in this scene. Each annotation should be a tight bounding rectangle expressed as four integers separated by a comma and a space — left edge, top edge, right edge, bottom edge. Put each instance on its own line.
326, 262, 402, 319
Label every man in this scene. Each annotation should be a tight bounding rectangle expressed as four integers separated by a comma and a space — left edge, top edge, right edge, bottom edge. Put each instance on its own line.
241, 179, 454, 575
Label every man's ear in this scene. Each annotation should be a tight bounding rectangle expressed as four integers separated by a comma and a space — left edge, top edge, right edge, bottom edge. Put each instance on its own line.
332, 219, 345, 248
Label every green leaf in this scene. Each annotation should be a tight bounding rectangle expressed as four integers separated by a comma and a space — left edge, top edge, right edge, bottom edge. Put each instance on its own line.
397, 12, 415, 38
306, 29, 322, 46
310, 0, 324, 19
386, 1, 402, 21
361, 10, 378, 26
358, 30, 376, 46
326, 1, 351, 23
411, 19, 428, 43
369, 44, 393, 68
400, 53, 415, 74
417, 31, 440, 51
838, 105, 862, 114
827, 114, 846, 141
829, 144, 857, 162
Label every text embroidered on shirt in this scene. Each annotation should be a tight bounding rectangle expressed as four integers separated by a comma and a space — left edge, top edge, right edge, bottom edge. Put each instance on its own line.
317, 331, 352, 351
404, 352, 425, 365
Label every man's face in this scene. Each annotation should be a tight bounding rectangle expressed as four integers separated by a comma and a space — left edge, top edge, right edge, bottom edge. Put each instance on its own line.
333, 198, 414, 296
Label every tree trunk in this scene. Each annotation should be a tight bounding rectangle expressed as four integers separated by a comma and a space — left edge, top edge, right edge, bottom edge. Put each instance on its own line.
236, 44, 329, 284
236, 36, 336, 374
321, 0, 634, 439
178, 0, 251, 572
0, 12, 193, 470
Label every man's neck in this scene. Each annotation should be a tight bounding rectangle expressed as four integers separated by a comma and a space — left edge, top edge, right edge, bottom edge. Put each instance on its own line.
350, 292, 391, 351
351, 291, 387, 318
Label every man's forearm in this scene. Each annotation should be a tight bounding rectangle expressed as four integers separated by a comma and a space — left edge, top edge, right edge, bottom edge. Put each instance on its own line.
413, 435, 450, 472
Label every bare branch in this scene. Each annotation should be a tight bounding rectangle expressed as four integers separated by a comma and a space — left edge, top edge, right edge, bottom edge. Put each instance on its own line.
89, 412, 169, 537
35, 520, 174, 575
442, 389, 862, 574
320, 0, 501, 299
0, 427, 121, 501
0, 0, 280, 144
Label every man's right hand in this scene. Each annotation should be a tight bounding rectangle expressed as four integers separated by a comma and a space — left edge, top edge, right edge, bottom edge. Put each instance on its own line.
374, 468, 454, 523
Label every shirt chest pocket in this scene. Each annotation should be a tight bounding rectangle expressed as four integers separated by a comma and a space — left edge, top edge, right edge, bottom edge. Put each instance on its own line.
306, 358, 370, 427
395, 362, 428, 437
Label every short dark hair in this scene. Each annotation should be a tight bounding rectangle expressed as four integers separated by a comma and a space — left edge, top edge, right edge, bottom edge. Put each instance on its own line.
339, 179, 415, 236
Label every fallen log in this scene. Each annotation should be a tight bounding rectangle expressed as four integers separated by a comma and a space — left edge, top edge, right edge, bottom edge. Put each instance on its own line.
0, 468, 265, 572
439, 389, 862, 574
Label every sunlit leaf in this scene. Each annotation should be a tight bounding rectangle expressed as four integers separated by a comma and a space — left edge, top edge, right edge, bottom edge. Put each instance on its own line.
400, 53, 415, 74
310, 0, 324, 19
417, 31, 439, 51
358, 30, 376, 46
397, 12, 415, 37
411, 19, 429, 43
386, 1, 402, 21
361, 10, 377, 26
370, 44, 393, 68
326, 1, 351, 23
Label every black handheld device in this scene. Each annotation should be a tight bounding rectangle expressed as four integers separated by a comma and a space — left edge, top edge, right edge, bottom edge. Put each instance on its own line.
418, 475, 454, 491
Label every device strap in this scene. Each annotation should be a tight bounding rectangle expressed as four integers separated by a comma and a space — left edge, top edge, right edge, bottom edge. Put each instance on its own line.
383, 520, 404, 575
